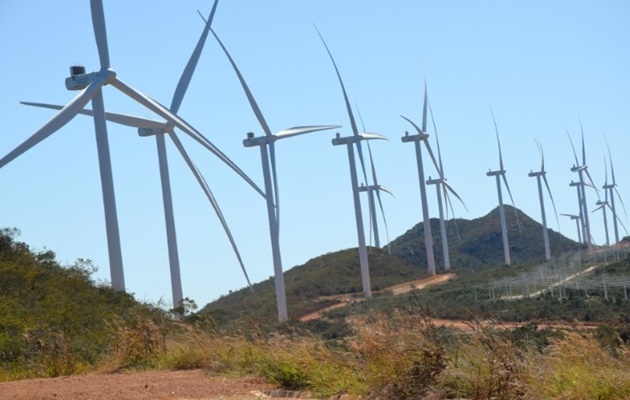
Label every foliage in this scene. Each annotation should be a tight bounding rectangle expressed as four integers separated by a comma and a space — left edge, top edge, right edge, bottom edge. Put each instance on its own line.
201, 247, 428, 326
0, 228, 151, 380
389, 205, 580, 270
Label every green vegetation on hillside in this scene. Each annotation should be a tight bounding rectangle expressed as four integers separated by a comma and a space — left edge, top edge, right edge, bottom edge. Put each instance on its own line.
202, 247, 428, 325
0, 228, 160, 379
389, 205, 580, 270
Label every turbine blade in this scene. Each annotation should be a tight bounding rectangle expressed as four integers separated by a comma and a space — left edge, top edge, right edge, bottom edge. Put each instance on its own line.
428, 102, 445, 177
355, 139, 369, 186
613, 187, 628, 219
422, 82, 428, 133
315, 26, 360, 137
269, 141, 280, 232
358, 133, 387, 141
374, 187, 391, 252
423, 140, 442, 179
444, 181, 468, 211
210, 28, 272, 137
274, 125, 339, 139
1, 77, 104, 169
592, 204, 604, 213
579, 119, 586, 165
90, 0, 110, 69
490, 108, 504, 171
21, 101, 169, 130
167, 131, 253, 290
367, 140, 379, 186
169, 1, 219, 113
584, 168, 601, 199
603, 154, 608, 187
542, 174, 560, 232
566, 127, 579, 166
400, 115, 424, 134
502, 173, 522, 236
535, 139, 545, 172
605, 136, 616, 185
378, 185, 395, 197
615, 212, 629, 236
355, 104, 376, 184
110, 77, 265, 198
444, 190, 461, 240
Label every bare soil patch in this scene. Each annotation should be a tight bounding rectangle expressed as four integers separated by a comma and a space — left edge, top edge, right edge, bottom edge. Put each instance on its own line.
0, 370, 281, 400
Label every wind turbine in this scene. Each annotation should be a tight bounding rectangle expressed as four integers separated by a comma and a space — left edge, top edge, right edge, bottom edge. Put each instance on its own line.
485, 111, 520, 266
425, 104, 467, 271
400, 83, 442, 275
604, 141, 628, 245
21, 0, 263, 309
594, 155, 629, 247
0, 0, 236, 291
317, 28, 386, 298
211, 28, 338, 322
567, 125, 599, 252
528, 140, 559, 261
561, 213, 583, 243
357, 142, 393, 251
355, 110, 392, 252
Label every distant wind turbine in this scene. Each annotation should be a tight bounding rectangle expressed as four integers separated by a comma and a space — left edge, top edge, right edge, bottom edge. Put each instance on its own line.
317, 27, 386, 299
567, 124, 599, 252
485, 111, 520, 266
1, 0, 236, 291
594, 154, 629, 247
400, 82, 442, 275
356, 110, 393, 252
604, 139, 628, 245
425, 104, 467, 271
528, 140, 559, 261
561, 213, 583, 243
212, 28, 338, 322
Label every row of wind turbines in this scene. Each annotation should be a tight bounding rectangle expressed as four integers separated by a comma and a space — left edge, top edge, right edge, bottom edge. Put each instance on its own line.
2, 1, 627, 323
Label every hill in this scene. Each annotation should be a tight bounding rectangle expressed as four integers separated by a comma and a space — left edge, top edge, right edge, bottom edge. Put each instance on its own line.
201, 247, 427, 324
389, 205, 580, 270
201, 206, 580, 323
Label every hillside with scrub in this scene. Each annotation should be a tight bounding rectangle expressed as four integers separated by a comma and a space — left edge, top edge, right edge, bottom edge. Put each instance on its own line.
3, 226, 630, 399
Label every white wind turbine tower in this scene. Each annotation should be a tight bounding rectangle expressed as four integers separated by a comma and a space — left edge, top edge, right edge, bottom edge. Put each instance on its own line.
528, 140, 559, 261
400, 83, 442, 275
0, 0, 236, 291
317, 28, 386, 298
211, 29, 339, 322
604, 141, 628, 245
425, 104, 467, 271
567, 127, 599, 252
485, 111, 520, 266
22, 0, 264, 310
561, 213, 583, 243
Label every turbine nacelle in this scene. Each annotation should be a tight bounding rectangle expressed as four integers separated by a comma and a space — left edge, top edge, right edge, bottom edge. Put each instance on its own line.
571, 165, 587, 173
65, 66, 116, 91
401, 130, 429, 143
426, 177, 444, 185
243, 131, 274, 147
486, 169, 505, 177
528, 170, 545, 178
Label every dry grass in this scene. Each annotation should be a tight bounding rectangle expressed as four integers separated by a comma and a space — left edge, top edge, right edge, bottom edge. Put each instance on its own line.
57, 307, 630, 399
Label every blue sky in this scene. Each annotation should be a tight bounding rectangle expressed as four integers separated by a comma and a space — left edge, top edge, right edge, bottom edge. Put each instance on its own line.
1, 1, 628, 309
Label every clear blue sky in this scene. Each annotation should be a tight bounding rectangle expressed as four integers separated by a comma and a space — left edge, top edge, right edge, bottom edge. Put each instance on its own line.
1, 1, 628, 309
